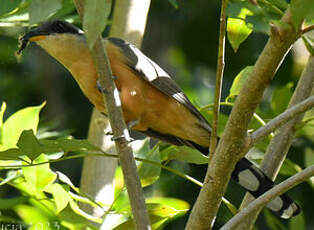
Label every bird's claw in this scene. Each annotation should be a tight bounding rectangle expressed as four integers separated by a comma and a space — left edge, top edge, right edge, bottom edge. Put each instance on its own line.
96, 80, 110, 94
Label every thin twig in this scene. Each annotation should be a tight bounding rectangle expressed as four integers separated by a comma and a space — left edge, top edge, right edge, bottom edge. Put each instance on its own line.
302, 24, 314, 34
185, 9, 300, 230
249, 95, 314, 146
209, 0, 228, 159
221, 165, 314, 230
234, 55, 314, 230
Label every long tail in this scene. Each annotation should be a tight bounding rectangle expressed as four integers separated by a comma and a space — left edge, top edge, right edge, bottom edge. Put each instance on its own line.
232, 157, 300, 218
140, 129, 300, 218
190, 141, 300, 218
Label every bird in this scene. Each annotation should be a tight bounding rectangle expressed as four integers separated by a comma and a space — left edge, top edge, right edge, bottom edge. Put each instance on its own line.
18, 20, 300, 219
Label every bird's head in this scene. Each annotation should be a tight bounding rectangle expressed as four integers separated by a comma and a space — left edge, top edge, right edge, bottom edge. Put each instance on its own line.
17, 20, 85, 56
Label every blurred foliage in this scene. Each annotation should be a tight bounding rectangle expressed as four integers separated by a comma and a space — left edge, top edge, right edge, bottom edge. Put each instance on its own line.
0, 0, 313, 229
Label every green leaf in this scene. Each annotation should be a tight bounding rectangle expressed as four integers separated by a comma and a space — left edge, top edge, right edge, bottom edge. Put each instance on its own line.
114, 197, 189, 230
22, 154, 57, 191
161, 145, 208, 164
0, 102, 45, 151
227, 8, 253, 52
289, 212, 305, 230
57, 139, 99, 153
83, 0, 112, 48
264, 209, 288, 230
304, 147, 314, 168
268, 0, 288, 10
135, 140, 161, 187
279, 159, 302, 176
0, 148, 24, 161
291, 0, 314, 27
0, 0, 22, 16
14, 204, 54, 230
17, 130, 43, 161
0, 102, 6, 128
114, 215, 167, 230
29, 0, 62, 24
271, 82, 293, 115
302, 35, 314, 56
228, 66, 254, 101
45, 183, 72, 213
168, 0, 178, 9
0, 196, 28, 210
146, 197, 189, 217
57, 205, 90, 230
0, 170, 22, 186
145, 203, 186, 218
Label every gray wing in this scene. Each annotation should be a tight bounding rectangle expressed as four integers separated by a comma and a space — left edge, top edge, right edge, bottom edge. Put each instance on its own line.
107, 37, 211, 132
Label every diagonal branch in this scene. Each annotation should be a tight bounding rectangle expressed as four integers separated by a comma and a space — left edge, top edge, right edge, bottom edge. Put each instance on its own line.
221, 165, 314, 230
249, 95, 314, 146
185, 9, 300, 230
237, 55, 314, 229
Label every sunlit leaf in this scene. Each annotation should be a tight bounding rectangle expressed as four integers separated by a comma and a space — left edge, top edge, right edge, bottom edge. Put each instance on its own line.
14, 204, 54, 230
146, 197, 189, 217
0, 170, 22, 186
161, 145, 208, 164
264, 209, 288, 230
227, 8, 253, 52
22, 154, 57, 191
83, 0, 112, 48
57, 205, 90, 230
0, 102, 45, 151
45, 183, 72, 213
228, 66, 254, 101
29, 0, 62, 24
69, 200, 102, 223
17, 130, 43, 161
114, 215, 167, 230
0, 102, 6, 128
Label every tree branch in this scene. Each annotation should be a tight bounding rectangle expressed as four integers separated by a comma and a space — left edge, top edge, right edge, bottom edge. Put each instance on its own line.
302, 24, 314, 34
237, 55, 314, 229
209, 0, 228, 158
79, 1, 151, 228
250, 95, 314, 145
221, 165, 314, 230
185, 9, 300, 230
73, 1, 151, 229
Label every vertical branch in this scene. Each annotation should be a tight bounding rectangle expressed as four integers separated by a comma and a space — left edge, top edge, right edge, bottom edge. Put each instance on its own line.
185, 9, 300, 230
110, 0, 150, 47
209, 0, 228, 158
237, 55, 314, 230
76, 0, 152, 229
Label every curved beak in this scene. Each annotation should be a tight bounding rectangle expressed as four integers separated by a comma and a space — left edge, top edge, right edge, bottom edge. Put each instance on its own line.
17, 28, 48, 55
21, 29, 48, 42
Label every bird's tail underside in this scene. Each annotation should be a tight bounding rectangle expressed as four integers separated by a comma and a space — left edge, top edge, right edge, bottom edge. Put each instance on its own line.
232, 157, 300, 218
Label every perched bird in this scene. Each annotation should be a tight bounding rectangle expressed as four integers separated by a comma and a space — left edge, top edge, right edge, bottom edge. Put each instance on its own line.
18, 20, 300, 218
